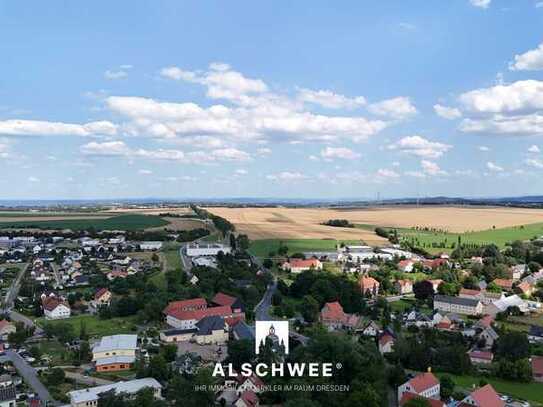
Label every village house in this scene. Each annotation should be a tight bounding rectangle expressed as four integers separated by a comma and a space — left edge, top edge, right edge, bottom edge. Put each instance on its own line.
92, 288, 112, 308
492, 278, 514, 292
163, 297, 245, 330
361, 320, 380, 337
397, 372, 440, 402
359, 276, 380, 297
0, 321, 15, 341
319, 301, 360, 331
42, 295, 71, 320
468, 350, 494, 365
428, 279, 444, 292
459, 384, 504, 407
433, 295, 483, 316
398, 260, 415, 273
516, 281, 534, 297
399, 392, 445, 407
92, 334, 137, 372
194, 315, 229, 345
378, 332, 395, 355
281, 258, 322, 274
394, 279, 413, 295
234, 390, 259, 407
212, 292, 245, 313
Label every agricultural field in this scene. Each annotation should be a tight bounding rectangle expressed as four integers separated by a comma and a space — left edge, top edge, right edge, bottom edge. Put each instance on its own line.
392, 222, 543, 254
248, 238, 360, 257
207, 206, 543, 240
0, 214, 168, 231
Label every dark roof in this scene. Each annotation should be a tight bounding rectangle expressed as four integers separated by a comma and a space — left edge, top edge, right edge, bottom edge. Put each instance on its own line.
0, 386, 16, 402
196, 315, 225, 336
529, 325, 543, 337
232, 321, 255, 341
434, 295, 480, 307
162, 328, 198, 336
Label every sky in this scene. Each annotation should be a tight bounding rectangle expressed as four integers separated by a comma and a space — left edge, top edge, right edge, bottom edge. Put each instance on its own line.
1, 0, 543, 200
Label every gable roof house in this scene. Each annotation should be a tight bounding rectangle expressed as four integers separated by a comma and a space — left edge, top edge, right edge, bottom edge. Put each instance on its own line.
398, 372, 440, 402
492, 278, 514, 292
212, 292, 245, 313
359, 276, 380, 297
319, 301, 360, 331
459, 384, 504, 407
92, 288, 112, 308
42, 296, 71, 320
281, 258, 322, 274
194, 315, 228, 345
394, 279, 413, 295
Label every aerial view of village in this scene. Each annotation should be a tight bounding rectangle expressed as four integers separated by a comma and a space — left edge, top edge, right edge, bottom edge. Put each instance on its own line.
2, 0, 543, 406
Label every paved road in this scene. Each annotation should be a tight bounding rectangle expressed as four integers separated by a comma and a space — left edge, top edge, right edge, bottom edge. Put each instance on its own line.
3, 263, 28, 310
254, 280, 278, 321
64, 371, 114, 386
179, 244, 193, 277
3, 350, 56, 405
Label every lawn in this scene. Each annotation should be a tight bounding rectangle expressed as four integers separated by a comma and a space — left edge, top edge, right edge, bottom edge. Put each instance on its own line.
387, 222, 543, 254
161, 243, 182, 271
449, 374, 543, 405
36, 314, 138, 337
248, 238, 360, 258
0, 214, 169, 231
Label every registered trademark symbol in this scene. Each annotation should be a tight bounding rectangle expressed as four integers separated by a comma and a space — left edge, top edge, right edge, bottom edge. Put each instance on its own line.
336, 363, 342, 369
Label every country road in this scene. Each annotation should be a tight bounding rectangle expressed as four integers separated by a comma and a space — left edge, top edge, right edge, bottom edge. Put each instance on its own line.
2, 350, 56, 405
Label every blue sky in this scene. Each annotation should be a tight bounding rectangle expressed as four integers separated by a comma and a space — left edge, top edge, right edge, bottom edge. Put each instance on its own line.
1, 0, 543, 200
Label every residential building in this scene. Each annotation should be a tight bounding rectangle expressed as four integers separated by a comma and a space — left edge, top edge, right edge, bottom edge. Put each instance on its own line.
361, 320, 380, 337
428, 279, 444, 292
319, 301, 360, 331
492, 278, 513, 291
509, 264, 526, 281
163, 298, 207, 315
398, 260, 415, 273
378, 333, 395, 354
459, 384, 504, 407
359, 276, 380, 297
164, 304, 243, 330
0, 386, 16, 407
433, 295, 483, 316
394, 279, 413, 295
42, 296, 71, 320
212, 292, 245, 313
468, 350, 494, 365
139, 241, 163, 251
234, 390, 259, 407
159, 328, 198, 343
397, 372, 440, 401
92, 288, 111, 308
68, 378, 162, 407
399, 392, 445, 407
517, 281, 534, 297
281, 258, 322, 274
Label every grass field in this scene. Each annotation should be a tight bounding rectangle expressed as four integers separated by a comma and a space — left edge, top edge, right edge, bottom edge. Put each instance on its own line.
393, 222, 543, 253
449, 374, 543, 405
36, 314, 138, 337
248, 238, 360, 258
0, 214, 168, 231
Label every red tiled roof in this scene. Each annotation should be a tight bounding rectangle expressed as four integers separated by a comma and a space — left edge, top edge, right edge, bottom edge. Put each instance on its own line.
398, 260, 414, 268
400, 392, 445, 407
212, 292, 237, 307
359, 276, 379, 290
94, 288, 109, 300
469, 350, 494, 361
0, 320, 13, 331
408, 372, 439, 394
163, 298, 207, 315
379, 333, 394, 346
460, 288, 481, 296
517, 281, 533, 294
167, 305, 232, 321
492, 278, 513, 289
321, 301, 346, 321
468, 384, 504, 407
42, 296, 69, 312
477, 314, 494, 328
396, 279, 412, 287
532, 356, 543, 376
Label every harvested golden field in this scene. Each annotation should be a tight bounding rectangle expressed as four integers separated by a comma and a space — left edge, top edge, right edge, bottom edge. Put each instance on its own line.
207, 206, 543, 241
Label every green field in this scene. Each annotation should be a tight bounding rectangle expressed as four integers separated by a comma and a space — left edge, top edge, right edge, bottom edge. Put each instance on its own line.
449, 374, 543, 405
248, 238, 361, 258
0, 214, 168, 231
36, 314, 138, 337
385, 222, 543, 254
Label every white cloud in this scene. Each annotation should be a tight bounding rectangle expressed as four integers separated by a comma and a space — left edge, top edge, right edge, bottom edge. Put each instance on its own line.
509, 42, 543, 71
266, 171, 308, 181
486, 161, 504, 172
104, 70, 128, 80
27, 176, 40, 183
138, 169, 153, 175
537, 1, 543, 8
368, 96, 417, 119
80, 141, 251, 163
320, 146, 360, 160
421, 160, 447, 176
470, 0, 491, 8
0, 119, 117, 137
235, 169, 248, 175
297, 88, 366, 109
376, 168, 400, 178
433, 104, 462, 120
526, 158, 543, 169
459, 80, 543, 114
478, 146, 490, 152
528, 144, 541, 153
459, 113, 543, 135
256, 147, 272, 156
388, 135, 452, 159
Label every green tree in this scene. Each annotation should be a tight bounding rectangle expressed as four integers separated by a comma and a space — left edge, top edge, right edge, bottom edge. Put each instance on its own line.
440, 375, 455, 399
